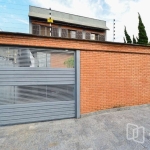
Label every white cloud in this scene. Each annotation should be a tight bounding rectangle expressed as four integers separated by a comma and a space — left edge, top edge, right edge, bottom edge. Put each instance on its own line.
10, 15, 29, 25
30, 0, 150, 42
101, 0, 150, 42
30, 0, 103, 18
16, 18, 29, 25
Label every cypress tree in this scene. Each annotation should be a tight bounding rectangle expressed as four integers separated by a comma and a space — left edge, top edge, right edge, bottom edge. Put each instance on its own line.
133, 35, 137, 44
124, 26, 132, 43
137, 13, 148, 44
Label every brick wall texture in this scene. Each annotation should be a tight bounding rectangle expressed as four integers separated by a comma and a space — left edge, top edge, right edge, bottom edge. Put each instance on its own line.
51, 53, 73, 68
0, 32, 150, 114
80, 51, 150, 113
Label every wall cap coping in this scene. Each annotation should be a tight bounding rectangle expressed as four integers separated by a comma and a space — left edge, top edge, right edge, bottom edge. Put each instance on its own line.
0, 31, 150, 48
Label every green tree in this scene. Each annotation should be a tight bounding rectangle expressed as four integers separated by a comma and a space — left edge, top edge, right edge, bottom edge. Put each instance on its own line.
137, 13, 148, 45
133, 35, 137, 44
64, 56, 74, 68
124, 26, 132, 43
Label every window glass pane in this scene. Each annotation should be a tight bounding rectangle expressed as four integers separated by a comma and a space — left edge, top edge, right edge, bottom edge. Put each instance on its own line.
0, 48, 14, 67
95, 34, 99, 40
61, 29, 68, 38
0, 47, 74, 68
50, 51, 74, 68
36, 52, 45, 67
46, 26, 50, 36
0, 86, 15, 105
76, 31, 82, 39
32, 24, 40, 35
70, 31, 76, 38
0, 85, 74, 105
17, 49, 33, 67
51, 27, 59, 37
85, 32, 90, 40
41, 26, 46, 36
91, 34, 95, 40
99, 34, 105, 41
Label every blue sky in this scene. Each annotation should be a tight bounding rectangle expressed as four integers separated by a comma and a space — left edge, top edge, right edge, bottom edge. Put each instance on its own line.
0, 0, 29, 33
0, 0, 150, 42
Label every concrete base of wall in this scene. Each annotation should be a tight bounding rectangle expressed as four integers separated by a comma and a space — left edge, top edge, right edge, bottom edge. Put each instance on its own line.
81, 103, 150, 118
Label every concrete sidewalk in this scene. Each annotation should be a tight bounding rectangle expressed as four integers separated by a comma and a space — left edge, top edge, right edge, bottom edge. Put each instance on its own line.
0, 105, 150, 150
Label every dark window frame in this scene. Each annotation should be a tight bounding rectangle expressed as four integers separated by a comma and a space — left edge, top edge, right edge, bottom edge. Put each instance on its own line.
32, 24, 40, 35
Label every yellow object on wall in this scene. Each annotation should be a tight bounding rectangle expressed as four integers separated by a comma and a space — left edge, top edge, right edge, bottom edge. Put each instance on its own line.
47, 18, 54, 23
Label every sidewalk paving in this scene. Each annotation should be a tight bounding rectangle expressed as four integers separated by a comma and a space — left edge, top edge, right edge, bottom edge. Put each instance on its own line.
0, 105, 150, 150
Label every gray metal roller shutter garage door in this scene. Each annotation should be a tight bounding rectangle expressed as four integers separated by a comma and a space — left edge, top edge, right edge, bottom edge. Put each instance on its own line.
0, 47, 76, 126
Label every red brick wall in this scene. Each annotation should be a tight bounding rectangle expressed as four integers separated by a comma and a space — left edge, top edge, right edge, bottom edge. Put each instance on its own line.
0, 32, 150, 114
0, 33, 149, 54
81, 51, 150, 113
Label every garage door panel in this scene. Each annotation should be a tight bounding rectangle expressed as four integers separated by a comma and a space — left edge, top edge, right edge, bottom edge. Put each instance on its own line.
0, 68, 75, 86
1, 74, 74, 78
0, 109, 75, 121
0, 101, 75, 111
0, 105, 75, 117
0, 80, 75, 86
0, 78, 74, 82
0, 113, 75, 126
0, 71, 75, 75
0, 81, 75, 86
0, 68, 75, 73
0, 47, 76, 126
0, 85, 75, 105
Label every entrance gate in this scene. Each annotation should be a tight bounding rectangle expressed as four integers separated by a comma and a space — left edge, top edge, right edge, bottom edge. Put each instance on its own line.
0, 47, 76, 126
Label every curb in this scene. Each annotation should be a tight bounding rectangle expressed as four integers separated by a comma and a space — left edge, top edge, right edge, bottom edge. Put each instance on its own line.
81, 103, 150, 118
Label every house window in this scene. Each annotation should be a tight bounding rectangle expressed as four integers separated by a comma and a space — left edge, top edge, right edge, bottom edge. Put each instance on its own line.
41, 25, 46, 36
61, 29, 68, 38
32, 24, 51, 36
99, 34, 105, 41
51, 27, 59, 37
85, 32, 90, 40
90, 33, 95, 40
69, 30, 76, 38
76, 31, 82, 39
95, 34, 99, 41
32, 24, 40, 35
46, 26, 50, 36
